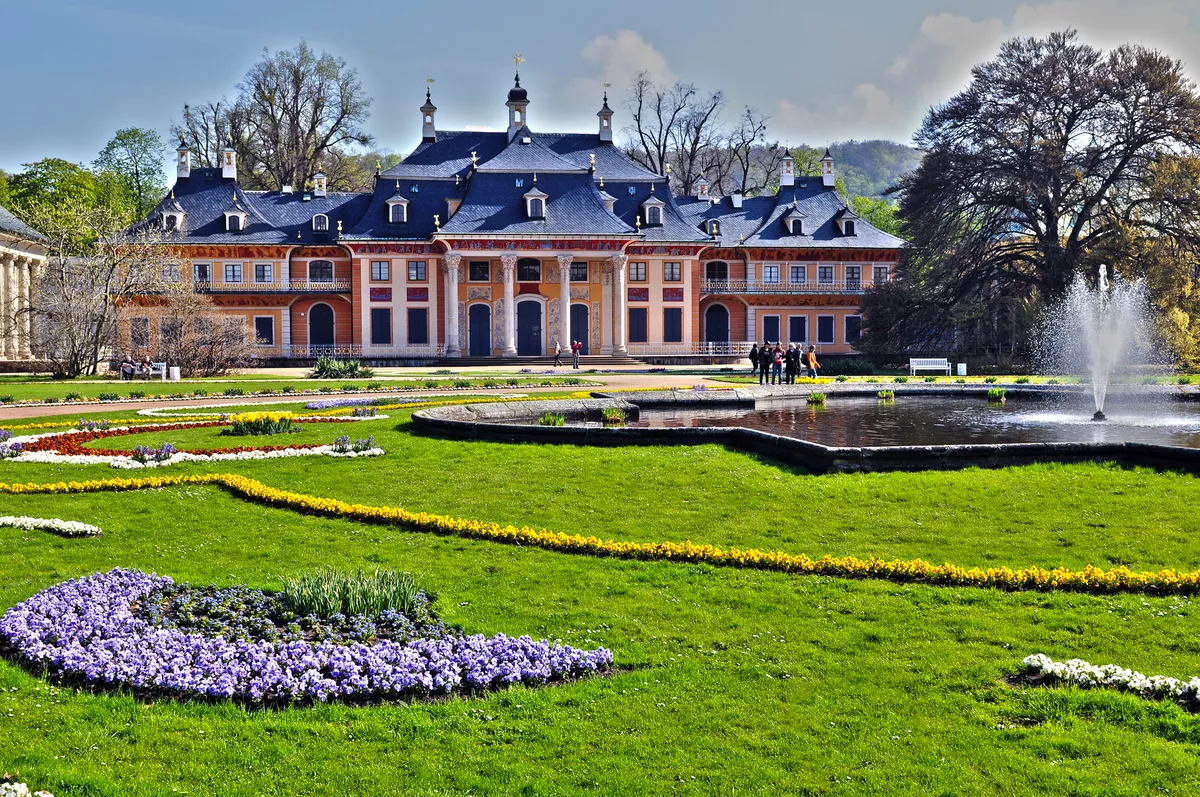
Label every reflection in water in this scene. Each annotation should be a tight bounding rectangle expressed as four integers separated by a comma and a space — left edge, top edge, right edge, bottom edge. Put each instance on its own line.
622, 395, 1200, 448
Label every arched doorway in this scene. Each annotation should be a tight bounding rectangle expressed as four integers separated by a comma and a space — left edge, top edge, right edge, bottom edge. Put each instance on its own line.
516, 300, 543, 356
570, 304, 590, 355
468, 304, 492, 356
309, 303, 335, 348
704, 304, 730, 343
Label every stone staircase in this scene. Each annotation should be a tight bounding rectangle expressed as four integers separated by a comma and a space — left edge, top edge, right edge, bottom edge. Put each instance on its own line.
437, 355, 641, 367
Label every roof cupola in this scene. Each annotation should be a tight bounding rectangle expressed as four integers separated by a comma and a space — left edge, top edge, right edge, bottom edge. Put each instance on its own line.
421, 79, 438, 143
176, 134, 192, 180
221, 139, 237, 180
506, 54, 530, 141
780, 148, 795, 188
597, 84, 614, 142
821, 148, 835, 188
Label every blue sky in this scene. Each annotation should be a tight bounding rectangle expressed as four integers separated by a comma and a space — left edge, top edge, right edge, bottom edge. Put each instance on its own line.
1, 0, 1197, 173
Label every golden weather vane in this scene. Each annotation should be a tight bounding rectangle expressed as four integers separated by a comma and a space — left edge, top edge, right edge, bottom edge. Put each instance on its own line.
514, 52, 526, 69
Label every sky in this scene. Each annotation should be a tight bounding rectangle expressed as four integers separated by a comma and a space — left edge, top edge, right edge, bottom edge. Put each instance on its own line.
1, 0, 1198, 175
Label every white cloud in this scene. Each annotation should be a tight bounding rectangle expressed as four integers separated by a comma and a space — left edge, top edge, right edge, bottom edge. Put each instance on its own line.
579, 30, 676, 90
777, 1, 1200, 144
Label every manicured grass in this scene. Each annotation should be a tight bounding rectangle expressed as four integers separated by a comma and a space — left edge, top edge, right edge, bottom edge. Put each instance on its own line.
1, 404, 1200, 794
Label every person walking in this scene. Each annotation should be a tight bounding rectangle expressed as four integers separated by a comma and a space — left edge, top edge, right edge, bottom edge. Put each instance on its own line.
805, 345, 820, 380
571, 340, 582, 369
758, 342, 770, 385
771, 344, 784, 385
553, 340, 564, 367
748, 343, 759, 378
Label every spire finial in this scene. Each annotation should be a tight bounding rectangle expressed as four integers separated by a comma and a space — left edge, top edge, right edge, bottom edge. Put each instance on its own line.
514, 52, 525, 84
337, 219, 343, 233
471, 151, 478, 165
426, 75, 435, 102
589, 153, 596, 167
169, 189, 175, 200
599, 176, 604, 188
533, 172, 537, 184
434, 214, 441, 230
603, 81, 611, 102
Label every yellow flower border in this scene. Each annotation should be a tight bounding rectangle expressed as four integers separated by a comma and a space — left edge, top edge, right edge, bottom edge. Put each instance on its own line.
2, 472, 1198, 596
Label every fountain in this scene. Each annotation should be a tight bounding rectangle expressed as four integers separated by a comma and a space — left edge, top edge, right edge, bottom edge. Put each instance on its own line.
1040, 265, 1152, 421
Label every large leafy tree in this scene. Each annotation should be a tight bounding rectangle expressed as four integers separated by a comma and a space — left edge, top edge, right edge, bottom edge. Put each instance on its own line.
94, 128, 167, 217
173, 41, 373, 191
6, 158, 134, 224
862, 30, 1200, 357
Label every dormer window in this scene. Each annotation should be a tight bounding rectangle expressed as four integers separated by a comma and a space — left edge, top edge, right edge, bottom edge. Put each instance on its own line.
228, 215, 242, 231
641, 194, 666, 227
844, 220, 856, 236
386, 195, 409, 224
523, 186, 549, 219
164, 214, 180, 231
647, 206, 662, 226
784, 207, 807, 236
313, 214, 329, 232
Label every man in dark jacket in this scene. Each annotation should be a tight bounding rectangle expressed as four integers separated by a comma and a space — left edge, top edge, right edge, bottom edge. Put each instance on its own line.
748, 343, 759, 377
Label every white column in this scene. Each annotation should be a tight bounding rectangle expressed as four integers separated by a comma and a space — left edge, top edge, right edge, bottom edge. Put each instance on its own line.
1, 255, 15, 360
443, 253, 462, 357
611, 254, 628, 356
556, 255, 572, 354
599, 264, 613, 355
18, 258, 33, 358
501, 254, 518, 357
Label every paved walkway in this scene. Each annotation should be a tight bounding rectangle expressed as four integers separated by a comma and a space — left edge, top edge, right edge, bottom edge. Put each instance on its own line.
0, 371, 752, 421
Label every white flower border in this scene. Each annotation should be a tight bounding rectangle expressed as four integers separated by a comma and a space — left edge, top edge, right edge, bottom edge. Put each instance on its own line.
1023, 653, 1200, 706
0, 515, 101, 537
6, 446, 385, 469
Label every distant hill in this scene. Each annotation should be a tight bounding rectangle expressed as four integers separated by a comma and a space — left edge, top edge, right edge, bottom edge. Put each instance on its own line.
825, 140, 923, 199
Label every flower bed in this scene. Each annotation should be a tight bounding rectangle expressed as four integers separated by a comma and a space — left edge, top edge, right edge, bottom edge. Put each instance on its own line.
1022, 653, 1200, 710
0, 569, 613, 705
0, 515, 101, 537
2, 473, 1199, 596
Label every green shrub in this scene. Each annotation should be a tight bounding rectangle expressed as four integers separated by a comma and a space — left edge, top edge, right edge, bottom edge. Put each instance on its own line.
281, 568, 430, 620
987, 388, 1007, 402
601, 407, 627, 425
563, 378, 584, 386
453, 379, 472, 389
193, 389, 209, 397
432, 369, 454, 375
97, 392, 120, 401
807, 392, 826, 405
538, 412, 566, 426
1178, 376, 1191, 385
955, 379, 967, 384
865, 377, 880, 384
822, 357, 874, 376
423, 380, 440, 389
923, 376, 937, 383
42, 396, 60, 404
0, 394, 13, 403
308, 357, 375, 380
984, 376, 998, 384
835, 375, 849, 383
64, 391, 84, 401
281, 385, 296, 394
340, 384, 361, 393
367, 382, 384, 390
225, 411, 294, 436
1047, 379, 1061, 385
893, 376, 908, 384
223, 388, 244, 396
128, 391, 145, 399
1014, 377, 1030, 384
877, 390, 895, 400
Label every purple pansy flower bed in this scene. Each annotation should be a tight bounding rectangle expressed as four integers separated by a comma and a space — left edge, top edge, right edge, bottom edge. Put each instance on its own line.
304, 397, 426, 410
0, 569, 613, 705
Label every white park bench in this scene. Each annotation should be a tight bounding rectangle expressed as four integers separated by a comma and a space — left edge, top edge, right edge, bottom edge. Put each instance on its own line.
134, 361, 168, 381
909, 357, 952, 376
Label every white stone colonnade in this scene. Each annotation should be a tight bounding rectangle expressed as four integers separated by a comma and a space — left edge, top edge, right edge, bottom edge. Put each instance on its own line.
0, 252, 36, 360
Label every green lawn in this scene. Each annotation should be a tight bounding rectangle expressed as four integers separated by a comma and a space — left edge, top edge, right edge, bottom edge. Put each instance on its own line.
1, 405, 1200, 794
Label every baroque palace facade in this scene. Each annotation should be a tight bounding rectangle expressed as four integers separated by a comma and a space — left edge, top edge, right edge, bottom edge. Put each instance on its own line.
0, 204, 44, 364
133, 72, 903, 361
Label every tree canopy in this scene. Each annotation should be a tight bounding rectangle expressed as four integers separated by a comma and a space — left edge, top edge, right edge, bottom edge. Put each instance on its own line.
94, 128, 167, 217
862, 30, 1200, 358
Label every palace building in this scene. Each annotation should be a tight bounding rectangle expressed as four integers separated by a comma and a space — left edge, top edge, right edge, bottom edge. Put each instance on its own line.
0, 203, 44, 365
134, 71, 903, 362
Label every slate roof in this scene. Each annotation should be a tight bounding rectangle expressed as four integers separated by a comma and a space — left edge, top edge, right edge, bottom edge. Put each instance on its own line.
438, 172, 633, 236
341, 176, 463, 240
382, 131, 508, 179
676, 181, 905, 250
475, 127, 587, 173
139, 168, 372, 245
0, 203, 45, 243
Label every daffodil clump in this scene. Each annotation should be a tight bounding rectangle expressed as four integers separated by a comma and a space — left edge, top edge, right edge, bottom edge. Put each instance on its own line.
226, 411, 294, 436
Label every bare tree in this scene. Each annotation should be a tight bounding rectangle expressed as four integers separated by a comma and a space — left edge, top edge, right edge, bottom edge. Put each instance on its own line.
726, 108, 786, 196
623, 72, 724, 194
132, 288, 255, 377
22, 200, 173, 377
172, 41, 373, 191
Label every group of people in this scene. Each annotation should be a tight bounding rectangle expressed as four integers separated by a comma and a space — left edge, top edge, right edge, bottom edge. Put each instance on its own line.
553, 340, 585, 369
749, 342, 820, 385
118, 355, 153, 380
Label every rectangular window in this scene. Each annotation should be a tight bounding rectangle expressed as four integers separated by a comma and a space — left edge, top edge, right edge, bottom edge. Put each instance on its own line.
254, 264, 273, 283
130, 317, 150, 348
224, 263, 243, 283
874, 265, 890, 284
469, 261, 490, 282
706, 261, 728, 281
762, 265, 780, 284
628, 262, 647, 282
817, 315, 835, 344
628, 307, 648, 343
663, 262, 682, 282
663, 307, 683, 342
845, 315, 862, 344
161, 318, 183, 345
817, 265, 834, 284
254, 317, 275, 346
224, 318, 247, 344
790, 265, 807, 284
408, 261, 427, 281
371, 308, 392, 345
570, 262, 588, 282
163, 264, 182, 283
407, 307, 429, 344
762, 315, 781, 343
789, 316, 807, 343
517, 260, 541, 281
371, 261, 390, 281
309, 261, 334, 282
192, 263, 211, 283
846, 266, 861, 289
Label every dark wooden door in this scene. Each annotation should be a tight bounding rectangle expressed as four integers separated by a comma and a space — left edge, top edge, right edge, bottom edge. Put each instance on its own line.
516, 301, 542, 356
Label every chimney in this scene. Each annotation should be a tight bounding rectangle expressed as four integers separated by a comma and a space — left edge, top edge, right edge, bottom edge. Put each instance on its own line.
730, 193, 743, 210
221, 140, 237, 180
